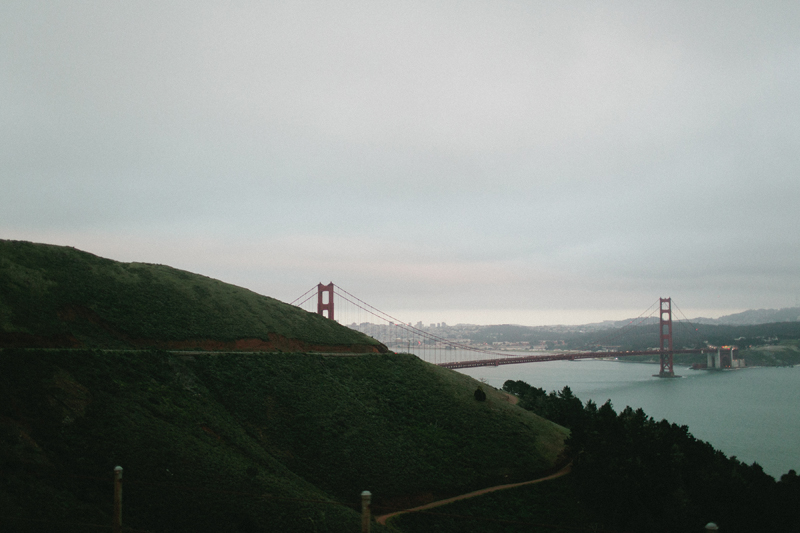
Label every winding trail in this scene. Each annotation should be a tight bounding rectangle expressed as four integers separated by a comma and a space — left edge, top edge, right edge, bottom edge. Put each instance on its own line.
375, 462, 572, 526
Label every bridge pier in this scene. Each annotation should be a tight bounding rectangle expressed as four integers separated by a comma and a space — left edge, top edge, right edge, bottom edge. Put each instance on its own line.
705, 347, 743, 370
708, 349, 722, 369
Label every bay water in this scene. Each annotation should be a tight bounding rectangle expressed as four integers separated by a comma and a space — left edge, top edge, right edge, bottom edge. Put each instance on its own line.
411, 349, 799, 479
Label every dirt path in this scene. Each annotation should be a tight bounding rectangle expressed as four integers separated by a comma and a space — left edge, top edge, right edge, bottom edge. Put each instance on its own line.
502, 391, 519, 405
375, 462, 572, 526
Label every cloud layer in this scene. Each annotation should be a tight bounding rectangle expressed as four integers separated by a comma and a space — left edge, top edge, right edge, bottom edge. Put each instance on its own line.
3, 1, 799, 324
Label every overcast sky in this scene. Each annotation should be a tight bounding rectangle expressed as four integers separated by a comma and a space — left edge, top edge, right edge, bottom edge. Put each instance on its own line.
2, 1, 799, 325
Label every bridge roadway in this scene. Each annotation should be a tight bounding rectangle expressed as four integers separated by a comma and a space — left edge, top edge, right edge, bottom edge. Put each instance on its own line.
436, 348, 716, 369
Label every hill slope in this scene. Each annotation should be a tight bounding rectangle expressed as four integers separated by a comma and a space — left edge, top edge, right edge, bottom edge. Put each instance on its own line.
0, 239, 383, 352
0, 349, 567, 532
0, 240, 568, 531
693, 306, 800, 326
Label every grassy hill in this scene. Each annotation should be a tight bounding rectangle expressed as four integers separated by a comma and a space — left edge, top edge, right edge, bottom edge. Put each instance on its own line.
0, 349, 567, 532
0, 239, 383, 352
0, 241, 568, 532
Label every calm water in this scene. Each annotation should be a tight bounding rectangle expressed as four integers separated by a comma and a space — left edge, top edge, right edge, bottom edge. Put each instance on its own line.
413, 349, 800, 479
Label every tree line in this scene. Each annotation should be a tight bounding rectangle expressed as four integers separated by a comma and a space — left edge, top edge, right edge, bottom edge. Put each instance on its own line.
503, 380, 800, 532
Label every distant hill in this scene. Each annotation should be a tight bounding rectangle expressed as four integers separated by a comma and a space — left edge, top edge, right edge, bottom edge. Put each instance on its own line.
458, 316, 800, 366
0, 239, 383, 352
692, 307, 800, 326
588, 307, 800, 329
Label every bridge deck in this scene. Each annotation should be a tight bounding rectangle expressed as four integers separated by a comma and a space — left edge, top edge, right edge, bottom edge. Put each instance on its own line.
436, 348, 716, 369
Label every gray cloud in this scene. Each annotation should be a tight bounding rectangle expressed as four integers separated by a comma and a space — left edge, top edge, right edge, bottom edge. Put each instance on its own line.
2, 1, 799, 324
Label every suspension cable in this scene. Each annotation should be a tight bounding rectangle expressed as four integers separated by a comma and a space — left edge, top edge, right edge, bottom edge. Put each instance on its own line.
333, 285, 516, 357
583, 299, 660, 349
671, 301, 707, 347
290, 286, 317, 306
296, 284, 682, 361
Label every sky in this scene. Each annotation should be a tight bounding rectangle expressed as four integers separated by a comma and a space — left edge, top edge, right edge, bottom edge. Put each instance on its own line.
2, 1, 799, 326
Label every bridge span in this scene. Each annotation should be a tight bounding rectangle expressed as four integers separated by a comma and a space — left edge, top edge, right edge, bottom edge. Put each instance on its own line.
294, 285, 741, 378
437, 348, 734, 370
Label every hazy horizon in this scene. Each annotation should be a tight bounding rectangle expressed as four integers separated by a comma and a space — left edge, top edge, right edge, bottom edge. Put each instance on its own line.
4, 234, 796, 328
4, 2, 798, 324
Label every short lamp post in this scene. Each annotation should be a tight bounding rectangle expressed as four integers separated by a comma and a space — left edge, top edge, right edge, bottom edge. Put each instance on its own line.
113, 466, 123, 533
361, 491, 372, 533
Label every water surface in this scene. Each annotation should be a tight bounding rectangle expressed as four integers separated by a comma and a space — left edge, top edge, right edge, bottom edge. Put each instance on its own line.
446, 356, 799, 479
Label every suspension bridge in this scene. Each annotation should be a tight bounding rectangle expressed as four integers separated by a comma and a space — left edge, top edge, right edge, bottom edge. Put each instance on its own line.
291, 283, 741, 378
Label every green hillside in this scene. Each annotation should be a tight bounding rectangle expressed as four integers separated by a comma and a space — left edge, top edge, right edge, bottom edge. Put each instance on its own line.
0, 239, 383, 352
0, 349, 567, 532
393, 381, 800, 533
0, 240, 568, 531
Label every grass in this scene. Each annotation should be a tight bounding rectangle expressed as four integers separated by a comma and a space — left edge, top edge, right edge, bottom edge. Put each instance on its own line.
0, 239, 568, 531
0, 349, 567, 532
0, 239, 381, 350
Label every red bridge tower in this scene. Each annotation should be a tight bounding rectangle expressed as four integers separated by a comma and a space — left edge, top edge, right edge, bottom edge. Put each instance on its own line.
317, 282, 334, 321
658, 297, 676, 377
